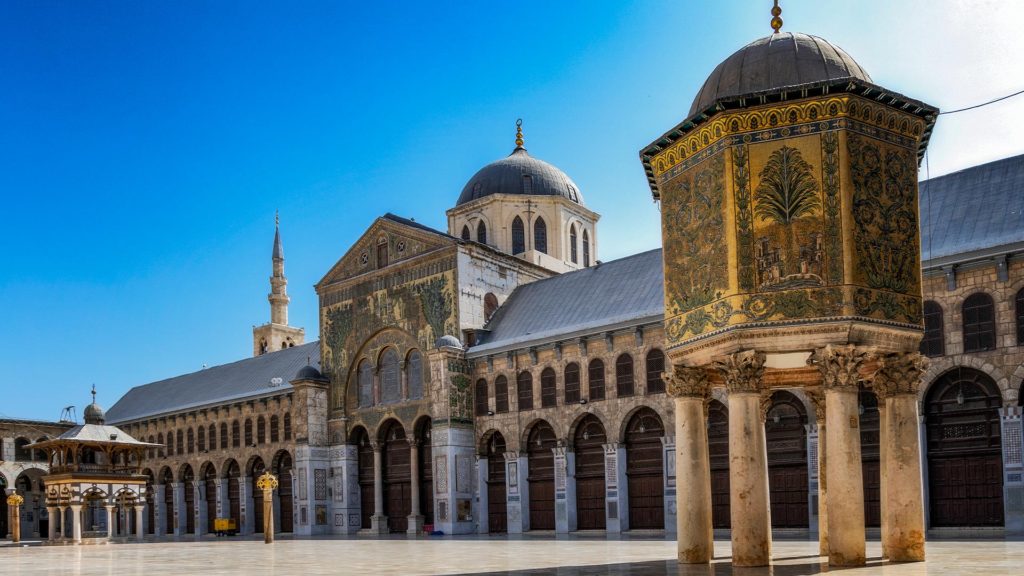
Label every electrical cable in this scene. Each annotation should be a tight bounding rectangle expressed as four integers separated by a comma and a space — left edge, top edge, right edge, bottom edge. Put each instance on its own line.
938, 88, 1024, 115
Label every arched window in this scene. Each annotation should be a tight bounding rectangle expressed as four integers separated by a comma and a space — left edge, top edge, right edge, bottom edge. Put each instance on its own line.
616, 354, 635, 397
221, 423, 229, 449
588, 359, 605, 401
358, 359, 374, 407
209, 424, 216, 451
232, 421, 240, 448
484, 293, 499, 322
283, 413, 292, 440
176, 429, 184, 455
244, 419, 253, 447
407, 350, 423, 400
14, 437, 31, 461
921, 301, 945, 357
147, 435, 155, 459
380, 349, 400, 404
646, 349, 665, 394
197, 426, 205, 452
257, 416, 266, 444
477, 220, 487, 245
517, 371, 533, 411
512, 216, 525, 254
161, 432, 170, 456
541, 367, 557, 408
495, 375, 509, 413
1016, 288, 1024, 345
582, 230, 591, 267
569, 224, 578, 264
270, 415, 280, 442
534, 217, 548, 254
187, 428, 195, 454
962, 293, 996, 352
461, 225, 471, 241
475, 379, 490, 416
376, 240, 388, 268
564, 363, 580, 403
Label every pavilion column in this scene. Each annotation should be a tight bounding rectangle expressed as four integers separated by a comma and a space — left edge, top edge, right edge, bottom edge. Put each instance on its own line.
879, 400, 890, 558
407, 439, 423, 534
810, 345, 868, 567
47, 506, 58, 542
70, 504, 82, 544
808, 391, 828, 557
873, 352, 927, 562
666, 362, 713, 564
370, 443, 388, 533
713, 350, 771, 567
59, 506, 69, 540
135, 506, 144, 542
105, 505, 116, 539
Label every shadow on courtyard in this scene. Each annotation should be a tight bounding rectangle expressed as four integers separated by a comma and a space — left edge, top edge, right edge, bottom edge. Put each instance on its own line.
453, 557, 888, 576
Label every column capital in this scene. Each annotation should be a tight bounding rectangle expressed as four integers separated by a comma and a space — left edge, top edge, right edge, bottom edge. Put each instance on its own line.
665, 363, 712, 399
870, 352, 927, 398
712, 350, 765, 393
808, 344, 869, 391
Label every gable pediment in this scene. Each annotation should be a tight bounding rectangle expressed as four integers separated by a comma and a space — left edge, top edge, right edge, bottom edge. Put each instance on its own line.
317, 215, 455, 289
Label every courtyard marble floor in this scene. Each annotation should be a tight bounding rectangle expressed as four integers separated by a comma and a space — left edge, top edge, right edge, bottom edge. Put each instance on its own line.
1, 536, 1021, 575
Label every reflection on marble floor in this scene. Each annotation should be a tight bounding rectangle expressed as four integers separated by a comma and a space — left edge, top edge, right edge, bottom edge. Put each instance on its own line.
1, 537, 1021, 576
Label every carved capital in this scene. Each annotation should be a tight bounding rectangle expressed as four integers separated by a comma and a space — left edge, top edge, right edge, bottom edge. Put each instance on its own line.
870, 352, 927, 398
665, 363, 711, 399
712, 350, 766, 394
808, 344, 868, 391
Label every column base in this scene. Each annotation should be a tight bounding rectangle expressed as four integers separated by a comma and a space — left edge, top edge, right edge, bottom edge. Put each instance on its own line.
406, 515, 424, 535
368, 515, 390, 534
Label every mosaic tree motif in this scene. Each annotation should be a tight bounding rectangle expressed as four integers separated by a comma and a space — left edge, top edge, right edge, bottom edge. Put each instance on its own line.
753, 146, 823, 289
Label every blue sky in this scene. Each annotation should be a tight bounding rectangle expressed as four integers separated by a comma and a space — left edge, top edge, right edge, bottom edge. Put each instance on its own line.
2, 1, 1022, 421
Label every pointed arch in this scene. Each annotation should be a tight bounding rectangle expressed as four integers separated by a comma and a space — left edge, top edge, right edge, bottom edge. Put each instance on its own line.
461, 225, 471, 241
512, 216, 525, 254
582, 229, 591, 266
477, 220, 487, 244
533, 216, 547, 254
569, 224, 578, 263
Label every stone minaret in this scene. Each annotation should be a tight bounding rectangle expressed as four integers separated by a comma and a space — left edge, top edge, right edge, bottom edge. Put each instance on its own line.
253, 213, 304, 356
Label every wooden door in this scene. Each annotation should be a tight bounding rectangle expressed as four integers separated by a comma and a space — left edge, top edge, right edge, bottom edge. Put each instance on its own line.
527, 421, 557, 530
487, 435, 508, 533
419, 423, 434, 524
766, 392, 808, 528
860, 390, 881, 527
205, 477, 217, 532
383, 423, 411, 533
228, 475, 240, 525
926, 368, 1004, 527
708, 401, 731, 529
626, 408, 664, 530
183, 483, 196, 533
574, 415, 607, 529
357, 434, 375, 529
277, 454, 294, 533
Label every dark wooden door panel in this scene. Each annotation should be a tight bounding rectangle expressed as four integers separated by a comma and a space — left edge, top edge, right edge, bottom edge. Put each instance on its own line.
530, 479, 555, 530
359, 483, 374, 529
576, 476, 606, 529
628, 474, 664, 529
488, 481, 507, 533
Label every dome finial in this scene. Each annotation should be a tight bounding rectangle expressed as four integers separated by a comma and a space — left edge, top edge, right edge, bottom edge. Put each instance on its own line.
771, 1, 783, 34
91, 383, 96, 403
515, 118, 524, 149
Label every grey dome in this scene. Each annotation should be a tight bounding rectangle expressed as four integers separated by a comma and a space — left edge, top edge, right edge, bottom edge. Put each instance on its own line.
435, 335, 463, 349
84, 402, 106, 425
689, 32, 872, 117
456, 147, 584, 207
294, 365, 325, 381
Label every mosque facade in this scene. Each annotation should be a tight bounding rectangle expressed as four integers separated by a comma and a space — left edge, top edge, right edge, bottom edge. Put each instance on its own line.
4, 14, 1024, 548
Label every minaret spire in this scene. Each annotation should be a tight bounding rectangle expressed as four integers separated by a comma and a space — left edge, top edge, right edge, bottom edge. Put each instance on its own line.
253, 212, 305, 356
269, 212, 289, 326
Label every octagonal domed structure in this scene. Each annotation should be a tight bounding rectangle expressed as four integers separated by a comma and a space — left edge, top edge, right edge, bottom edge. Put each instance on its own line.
455, 147, 584, 207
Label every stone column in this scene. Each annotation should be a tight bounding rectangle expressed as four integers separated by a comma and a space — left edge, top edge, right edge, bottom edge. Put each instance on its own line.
240, 477, 254, 535
808, 391, 828, 556
153, 484, 166, 537
47, 506, 58, 541
602, 443, 627, 533
105, 505, 116, 539
194, 481, 206, 536
370, 443, 388, 533
714, 350, 770, 567
879, 399, 890, 558
666, 363, 714, 564
135, 506, 145, 541
505, 451, 529, 533
60, 506, 69, 540
408, 439, 423, 534
214, 479, 226, 520
171, 482, 185, 536
553, 445, 574, 533
998, 406, 1024, 536
873, 352, 927, 562
810, 344, 868, 567
70, 504, 82, 544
